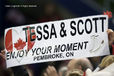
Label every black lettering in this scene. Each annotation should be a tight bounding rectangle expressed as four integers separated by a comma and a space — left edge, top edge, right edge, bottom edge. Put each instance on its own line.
77, 20, 84, 35
23, 27, 28, 42
32, 48, 36, 56
61, 44, 66, 52
43, 25, 49, 40
50, 24, 57, 39
19, 51, 24, 57
70, 21, 76, 36
100, 17, 106, 32
6, 52, 10, 60
54, 45, 61, 53
84, 41, 88, 49
30, 26, 35, 41
66, 43, 73, 51
85, 19, 92, 34
73, 43, 77, 50
93, 18, 98, 33
36, 48, 41, 55
10, 52, 15, 59
36, 26, 42, 40
78, 42, 83, 50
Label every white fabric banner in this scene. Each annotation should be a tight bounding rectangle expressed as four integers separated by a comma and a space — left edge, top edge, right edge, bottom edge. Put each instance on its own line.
5, 15, 110, 68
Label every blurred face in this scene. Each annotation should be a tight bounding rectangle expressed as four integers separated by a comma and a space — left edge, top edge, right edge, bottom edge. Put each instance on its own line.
6, 9, 26, 25
67, 59, 76, 71
44, 3, 55, 15
67, 59, 81, 71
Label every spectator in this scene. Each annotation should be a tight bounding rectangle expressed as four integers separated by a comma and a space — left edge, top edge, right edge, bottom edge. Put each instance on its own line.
99, 55, 114, 70
66, 69, 84, 76
67, 58, 93, 72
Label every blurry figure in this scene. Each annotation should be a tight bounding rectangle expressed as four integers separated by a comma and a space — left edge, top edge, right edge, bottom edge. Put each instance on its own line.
89, 57, 101, 70
58, 60, 69, 76
99, 55, 114, 69
25, 65, 34, 76
67, 58, 93, 72
0, 50, 33, 76
11, 66, 31, 76
58, 66, 67, 76
0, 68, 13, 76
86, 69, 111, 76
44, 2, 56, 16
6, 9, 26, 25
43, 66, 58, 76
38, 1, 61, 22
0, 50, 13, 76
66, 69, 84, 76
0, 50, 6, 69
86, 63, 114, 76
94, 55, 114, 72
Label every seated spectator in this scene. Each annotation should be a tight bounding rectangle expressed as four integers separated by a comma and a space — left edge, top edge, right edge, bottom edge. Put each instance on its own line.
99, 55, 114, 70
86, 63, 114, 76
66, 69, 84, 76
67, 58, 93, 72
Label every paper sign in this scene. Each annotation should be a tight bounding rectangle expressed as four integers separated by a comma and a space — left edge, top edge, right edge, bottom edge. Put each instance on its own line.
5, 15, 110, 68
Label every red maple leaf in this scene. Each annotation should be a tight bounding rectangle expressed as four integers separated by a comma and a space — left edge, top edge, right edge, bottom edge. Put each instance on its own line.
104, 11, 112, 18
14, 38, 26, 50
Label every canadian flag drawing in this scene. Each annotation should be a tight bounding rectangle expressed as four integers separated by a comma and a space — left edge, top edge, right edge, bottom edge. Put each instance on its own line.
5, 27, 36, 52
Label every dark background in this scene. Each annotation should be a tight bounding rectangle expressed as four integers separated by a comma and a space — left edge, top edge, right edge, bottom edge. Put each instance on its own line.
0, 0, 114, 37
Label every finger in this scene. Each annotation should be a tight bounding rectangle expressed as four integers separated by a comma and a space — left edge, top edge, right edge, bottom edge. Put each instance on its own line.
46, 66, 51, 75
48, 66, 53, 72
50, 66, 58, 76
51, 66, 56, 72
107, 29, 113, 34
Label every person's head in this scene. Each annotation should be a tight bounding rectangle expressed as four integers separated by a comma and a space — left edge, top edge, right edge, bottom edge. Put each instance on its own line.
67, 58, 93, 72
40, 0, 59, 17
99, 55, 114, 70
66, 69, 84, 76
44, 3, 56, 15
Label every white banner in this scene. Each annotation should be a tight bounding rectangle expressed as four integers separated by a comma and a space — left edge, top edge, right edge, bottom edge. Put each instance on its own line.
5, 15, 110, 68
